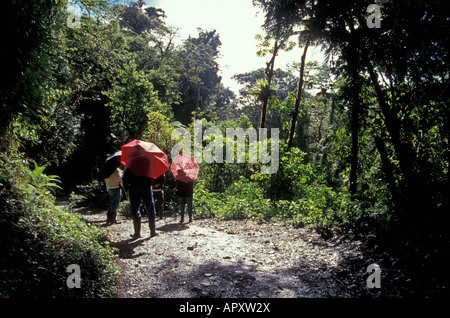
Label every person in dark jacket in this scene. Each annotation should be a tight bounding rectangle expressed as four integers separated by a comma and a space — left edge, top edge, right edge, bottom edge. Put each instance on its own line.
122, 166, 157, 239
175, 170, 194, 223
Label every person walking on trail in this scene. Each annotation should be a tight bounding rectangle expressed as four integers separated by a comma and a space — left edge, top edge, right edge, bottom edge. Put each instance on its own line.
175, 170, 194, 224
103, 154, 123, 226
170, 152, 199, 224
122, 162, 157, 239
152, 172, 165, 219
120, 139, 168, 238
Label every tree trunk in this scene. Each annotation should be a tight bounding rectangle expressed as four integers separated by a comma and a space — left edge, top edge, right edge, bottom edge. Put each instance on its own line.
375, 135, 401, 210
259, 41, 280, 129
360, 49, 417, 218
288, 40, 309, 148
348, 39, 361, 199
320, 96, 335, 167
349, 90, 360, 199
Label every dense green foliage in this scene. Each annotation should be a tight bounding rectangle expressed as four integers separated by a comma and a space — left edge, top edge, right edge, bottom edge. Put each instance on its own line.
195, 138, 389, 238
0, 135, 119, 297
1, 0, 449, 297
252, 0, 450, 228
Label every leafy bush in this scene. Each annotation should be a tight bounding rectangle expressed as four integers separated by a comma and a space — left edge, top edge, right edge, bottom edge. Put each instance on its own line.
188, 123, 391, 238
69, 179, 109, 208
0, 146, 120, 298
256, 144, 314, 201
194, 150, 389, 238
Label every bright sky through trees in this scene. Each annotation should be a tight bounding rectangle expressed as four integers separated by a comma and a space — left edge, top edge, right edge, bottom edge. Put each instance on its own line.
145, 0, 324, 93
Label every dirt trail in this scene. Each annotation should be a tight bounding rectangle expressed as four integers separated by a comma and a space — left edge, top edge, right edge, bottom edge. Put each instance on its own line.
79, 210, 386, 298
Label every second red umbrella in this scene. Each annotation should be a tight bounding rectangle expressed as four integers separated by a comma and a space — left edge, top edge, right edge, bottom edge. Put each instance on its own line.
170, 153, 199, 183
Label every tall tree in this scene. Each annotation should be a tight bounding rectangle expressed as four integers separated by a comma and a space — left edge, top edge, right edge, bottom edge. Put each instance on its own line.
254, 0, 450, 225
173, 29, 222, 125
254, 20, 298, 128
233, 68, 298, 131
287, 40, 309, 148
0, 0, 64, 136
258, 39, 280, 129
347, 28, 362, 199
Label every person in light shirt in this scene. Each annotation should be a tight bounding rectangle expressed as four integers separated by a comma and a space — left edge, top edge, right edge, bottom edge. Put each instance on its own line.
104, 156, 123, 226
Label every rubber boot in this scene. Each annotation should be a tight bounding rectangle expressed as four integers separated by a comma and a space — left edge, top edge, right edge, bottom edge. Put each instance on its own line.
188, 213, 193, 223
179, 213, 184, 224
106, 212, 113, 226
110, 213, 121, 224
131, 217, 141, 239
149, 215, 157, 238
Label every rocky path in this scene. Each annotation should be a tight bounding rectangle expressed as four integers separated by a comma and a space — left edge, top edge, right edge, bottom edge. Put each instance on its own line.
79, 211, 392, 298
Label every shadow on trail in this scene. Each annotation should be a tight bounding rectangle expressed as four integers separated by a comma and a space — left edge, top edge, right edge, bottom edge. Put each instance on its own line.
109, 237, 150, 259
136, 254, 370, 298
138, 257, 346, 298
157, 222, 190, 233
134, 239, 406, 298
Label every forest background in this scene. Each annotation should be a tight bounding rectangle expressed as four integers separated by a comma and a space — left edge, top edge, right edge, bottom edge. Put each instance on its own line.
0, 0, 449, 297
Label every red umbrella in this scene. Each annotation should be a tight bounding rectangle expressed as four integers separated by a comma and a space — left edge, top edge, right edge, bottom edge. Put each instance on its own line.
170, 154, 199, 182
121, 140, 169, 178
